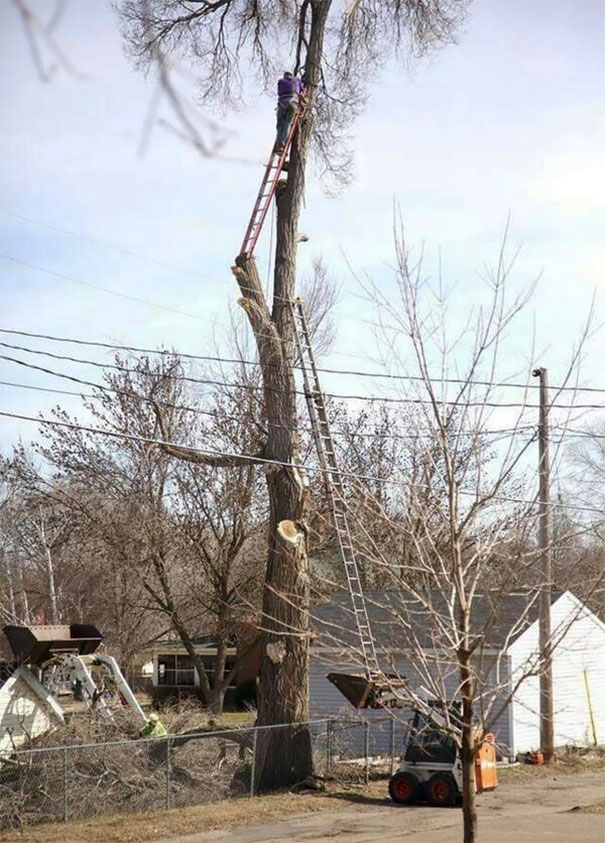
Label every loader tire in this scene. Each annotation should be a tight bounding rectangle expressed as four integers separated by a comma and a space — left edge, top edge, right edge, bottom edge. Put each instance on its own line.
388, 772, 422, 804
424, 772, 459, 807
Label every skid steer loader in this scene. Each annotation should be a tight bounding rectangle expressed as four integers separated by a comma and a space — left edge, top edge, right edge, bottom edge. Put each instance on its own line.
327, 674, 498, 806
388, 704, 498, 807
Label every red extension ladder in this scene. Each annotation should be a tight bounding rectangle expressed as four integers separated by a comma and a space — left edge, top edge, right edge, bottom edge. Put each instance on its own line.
239, 105, 303, 258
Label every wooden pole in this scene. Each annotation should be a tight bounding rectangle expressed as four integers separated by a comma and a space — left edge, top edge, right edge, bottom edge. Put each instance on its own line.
532, 366, 554, 763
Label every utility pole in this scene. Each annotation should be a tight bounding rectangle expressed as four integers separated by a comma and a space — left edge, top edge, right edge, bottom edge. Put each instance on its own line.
532, 366, 554, 762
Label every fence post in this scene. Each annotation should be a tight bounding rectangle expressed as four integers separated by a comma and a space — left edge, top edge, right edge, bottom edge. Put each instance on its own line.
62, 747, 68, 822
363, 720, 370, 785
389, 717, 396, 776
165, 737, 172, 810
326, 719, 334, 775
250, 728, 258, 797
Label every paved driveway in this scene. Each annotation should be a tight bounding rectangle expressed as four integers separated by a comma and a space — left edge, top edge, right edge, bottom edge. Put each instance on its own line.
158, 771, 605, 843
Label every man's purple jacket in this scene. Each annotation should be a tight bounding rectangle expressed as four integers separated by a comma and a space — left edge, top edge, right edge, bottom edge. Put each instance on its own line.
277, 75, 303, 104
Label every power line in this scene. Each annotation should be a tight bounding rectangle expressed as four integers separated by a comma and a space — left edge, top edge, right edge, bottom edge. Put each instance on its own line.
2, 341, 605, 411
1, 209, 599, 401
0, 375, 256, 429
0, 255, 373, 364
0, 254, 214, 323
1, 409, 603, 516
0, 375, 535, 446
2, 327, 604, 396
0, 208, 206, 278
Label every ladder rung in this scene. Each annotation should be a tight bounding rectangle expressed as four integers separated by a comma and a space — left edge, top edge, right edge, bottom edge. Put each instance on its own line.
290, 297, 377, 680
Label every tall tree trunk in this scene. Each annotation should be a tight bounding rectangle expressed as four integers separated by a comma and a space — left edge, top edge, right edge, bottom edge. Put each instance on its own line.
233, 253, 313, 786
170, 611, 212, 702
459, 653, 478, 843
231, 0, 331, 788
3, 554, 17, 620
19, 562, 31, 623
209, 614, 228, 715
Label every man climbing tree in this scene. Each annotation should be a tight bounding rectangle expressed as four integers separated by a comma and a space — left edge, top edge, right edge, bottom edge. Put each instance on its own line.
120, 0, 468, 789
276, 71, 304, 153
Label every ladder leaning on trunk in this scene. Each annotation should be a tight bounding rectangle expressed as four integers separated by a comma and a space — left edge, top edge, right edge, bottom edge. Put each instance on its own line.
289, 298, 380, 678
239, 105, 304, 259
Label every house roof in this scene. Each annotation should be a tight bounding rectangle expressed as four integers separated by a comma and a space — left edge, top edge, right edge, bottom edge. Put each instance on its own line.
311, 589, 566, 652
150, 634, 238, 654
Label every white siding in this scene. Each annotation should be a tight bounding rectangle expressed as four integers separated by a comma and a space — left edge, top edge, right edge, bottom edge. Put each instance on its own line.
509, 591, 605, 753
0, 667, 64, 753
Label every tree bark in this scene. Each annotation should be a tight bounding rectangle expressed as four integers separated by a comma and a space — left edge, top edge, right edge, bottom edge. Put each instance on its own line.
459, 654, 478, 843
144, 552, 213, 703
230, 0, 331, 788
209, 610, 229, 715
39, 513, 60, 624
232, 253, 313, 786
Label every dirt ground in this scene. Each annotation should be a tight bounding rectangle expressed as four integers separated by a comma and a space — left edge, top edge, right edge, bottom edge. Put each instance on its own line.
3, 758, 604, 843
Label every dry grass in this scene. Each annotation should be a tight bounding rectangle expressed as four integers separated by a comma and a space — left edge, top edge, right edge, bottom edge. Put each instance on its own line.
215, 711, 256, 728
0, 702, 259, 833
498, 748, 605, 784
575, 800, 605, 814
0, 780, 389, 843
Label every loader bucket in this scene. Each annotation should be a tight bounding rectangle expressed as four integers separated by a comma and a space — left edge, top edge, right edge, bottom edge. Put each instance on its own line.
3, 624, 103, 666
326, 672, 408, 709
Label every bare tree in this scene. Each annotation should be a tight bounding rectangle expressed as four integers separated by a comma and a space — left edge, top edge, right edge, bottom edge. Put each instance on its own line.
9, 0, 84, 82
118, 0, 468, 788
2, 450, 81, 625
32, 352, 267, 712
0, 460, 22, 626
565, 419, 605, 515
312, 228, 600, 842
557, 420, 605, 614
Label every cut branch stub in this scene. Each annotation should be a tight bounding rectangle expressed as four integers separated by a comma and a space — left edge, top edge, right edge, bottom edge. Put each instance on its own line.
277, 519, 305, 546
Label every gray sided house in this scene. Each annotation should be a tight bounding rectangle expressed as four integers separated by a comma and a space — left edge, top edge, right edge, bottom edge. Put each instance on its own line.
310, 590, 605, 760
148, 635, 259, 704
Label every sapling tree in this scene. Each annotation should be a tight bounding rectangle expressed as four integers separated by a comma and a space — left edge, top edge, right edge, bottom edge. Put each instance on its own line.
312, 228, 598, 842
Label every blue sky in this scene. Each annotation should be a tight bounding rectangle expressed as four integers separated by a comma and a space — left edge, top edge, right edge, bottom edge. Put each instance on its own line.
0, 0, 603, 458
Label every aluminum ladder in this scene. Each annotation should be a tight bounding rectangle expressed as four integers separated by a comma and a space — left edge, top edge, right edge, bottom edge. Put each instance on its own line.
290, 298, 380, 677
239, 105, 304, 258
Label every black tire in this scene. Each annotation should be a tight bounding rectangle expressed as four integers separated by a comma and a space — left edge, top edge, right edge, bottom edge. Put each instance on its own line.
388, 772, 422, 805
424, 772, 459, 807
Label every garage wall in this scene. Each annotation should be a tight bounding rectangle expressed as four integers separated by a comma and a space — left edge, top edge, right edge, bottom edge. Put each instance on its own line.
509, 592, 605, 753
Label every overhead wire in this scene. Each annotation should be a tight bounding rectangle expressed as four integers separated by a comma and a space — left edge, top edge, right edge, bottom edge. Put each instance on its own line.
0, 254, 215, 323
0, 208, 206, 278
2, 327, 604, 396
0, 253, 374, 363
4, 211, 604, 392
1, 409, 603, 516
0, 373, 537, 445
2, 341, 604, 411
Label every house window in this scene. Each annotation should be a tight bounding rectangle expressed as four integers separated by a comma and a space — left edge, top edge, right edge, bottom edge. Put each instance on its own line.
157, 654, 196, 686
201, 656, 238, 687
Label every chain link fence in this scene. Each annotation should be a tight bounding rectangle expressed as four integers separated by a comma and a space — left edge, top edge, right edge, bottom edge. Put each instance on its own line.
0, 716, 409, 830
